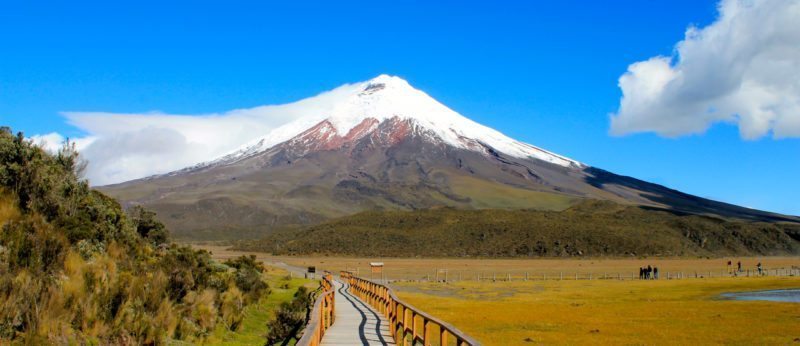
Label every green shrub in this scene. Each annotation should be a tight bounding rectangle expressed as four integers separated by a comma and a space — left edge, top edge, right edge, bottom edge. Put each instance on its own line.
225, 255, 269, 301
265, 286, 310, 346
0, 128, 271, 344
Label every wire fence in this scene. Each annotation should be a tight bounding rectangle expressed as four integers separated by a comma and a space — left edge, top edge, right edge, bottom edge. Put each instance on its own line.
379, 266, 800, 283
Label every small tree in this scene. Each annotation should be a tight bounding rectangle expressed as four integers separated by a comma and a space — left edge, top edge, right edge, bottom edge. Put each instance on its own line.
264, 286, 310, 346
130, 205, 169, 246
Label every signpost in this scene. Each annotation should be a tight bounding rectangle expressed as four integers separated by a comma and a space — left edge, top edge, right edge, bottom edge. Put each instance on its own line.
370, 262, 384, 284
307, 266, 316, 279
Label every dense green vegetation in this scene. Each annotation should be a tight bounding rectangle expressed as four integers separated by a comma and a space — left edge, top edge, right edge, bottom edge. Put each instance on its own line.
265, 285, 311, 345
0, 128, 274, 344
236, 200, 800, 257
206, 268, 314, 346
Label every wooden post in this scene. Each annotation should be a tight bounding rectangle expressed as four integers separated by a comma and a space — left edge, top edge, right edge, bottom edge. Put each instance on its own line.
423, 320, 430, 346
560, 272, 563, 280
405, 309, 411, 345
441, 328, 448, 346
525, 272, 529, 281
412, 312, 417, 342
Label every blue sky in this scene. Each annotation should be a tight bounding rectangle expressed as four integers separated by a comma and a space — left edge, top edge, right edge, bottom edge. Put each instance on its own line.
1, 0, 799, 215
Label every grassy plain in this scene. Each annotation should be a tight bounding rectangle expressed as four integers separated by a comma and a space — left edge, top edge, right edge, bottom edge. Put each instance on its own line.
260, 253, 800, 282
393, 277, 800, 345
193, 245, 800, 345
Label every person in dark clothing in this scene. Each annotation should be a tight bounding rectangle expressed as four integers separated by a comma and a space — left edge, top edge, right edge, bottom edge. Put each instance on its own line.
737, 261, 742, 272
654, 266, 659, 280
639, 267, 644, 280
757, 262, 763, 275
647, 265, 653, 280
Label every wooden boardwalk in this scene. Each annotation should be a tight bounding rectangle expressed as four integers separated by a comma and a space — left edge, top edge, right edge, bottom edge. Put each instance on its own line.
321, 279, 395, 346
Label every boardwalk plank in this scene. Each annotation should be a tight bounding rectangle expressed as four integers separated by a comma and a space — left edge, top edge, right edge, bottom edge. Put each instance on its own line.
322, 279, 395, 346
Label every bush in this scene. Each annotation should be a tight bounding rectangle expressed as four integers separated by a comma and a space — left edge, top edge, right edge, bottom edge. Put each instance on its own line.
264, 286, 310, 345
225, 255, 269, 301
130, 205, 169, 246
0, 128, 271, 344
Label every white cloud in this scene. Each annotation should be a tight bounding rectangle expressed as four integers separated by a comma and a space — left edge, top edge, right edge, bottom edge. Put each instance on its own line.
34, 81, 364, 186
30, 132, 96, 153
610, 0, 800, 139
30, 132, 69, 152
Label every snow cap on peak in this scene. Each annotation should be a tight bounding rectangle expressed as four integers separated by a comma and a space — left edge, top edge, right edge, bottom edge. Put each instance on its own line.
359, 74, 412, 95
208, 74, 583, 169
366, 74, 409, 86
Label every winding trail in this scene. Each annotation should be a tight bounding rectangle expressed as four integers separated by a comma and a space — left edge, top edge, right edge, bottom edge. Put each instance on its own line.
321, 279, 395, 346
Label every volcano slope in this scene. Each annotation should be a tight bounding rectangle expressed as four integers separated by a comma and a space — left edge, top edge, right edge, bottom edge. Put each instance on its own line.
100, 75, 799, 244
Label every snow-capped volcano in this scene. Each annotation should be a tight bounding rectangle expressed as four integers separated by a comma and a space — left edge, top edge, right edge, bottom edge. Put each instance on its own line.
102, 75, 797, 240
200, 75, 581, 170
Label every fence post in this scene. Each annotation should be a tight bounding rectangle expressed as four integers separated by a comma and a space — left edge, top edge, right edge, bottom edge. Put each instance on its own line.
423, 320, 429, 346
525, 272, 529, 281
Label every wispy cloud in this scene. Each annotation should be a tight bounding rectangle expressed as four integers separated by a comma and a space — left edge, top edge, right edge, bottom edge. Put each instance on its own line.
30, 132, 93, 153
611, 0, 800, 139
36, 82, 362, 186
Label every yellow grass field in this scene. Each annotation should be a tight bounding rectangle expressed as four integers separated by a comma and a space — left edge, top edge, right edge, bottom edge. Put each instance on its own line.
193, 245, 800, 345
392, 277, 800, 345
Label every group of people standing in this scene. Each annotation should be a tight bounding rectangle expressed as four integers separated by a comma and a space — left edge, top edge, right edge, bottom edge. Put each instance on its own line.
728, 260, 763, 275
639, 265, 659, 279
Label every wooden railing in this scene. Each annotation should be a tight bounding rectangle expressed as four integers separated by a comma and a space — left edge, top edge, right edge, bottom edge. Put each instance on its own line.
296, 273, 336, 346
340, 271, 480, 346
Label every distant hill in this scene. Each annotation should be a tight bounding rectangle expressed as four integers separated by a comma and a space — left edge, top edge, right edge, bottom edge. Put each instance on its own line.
100, 75, 798, 241
234, 200, 800, 257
